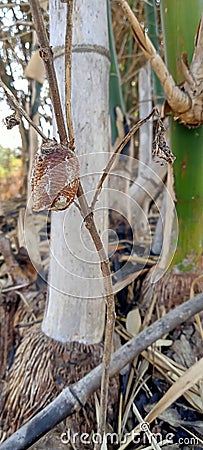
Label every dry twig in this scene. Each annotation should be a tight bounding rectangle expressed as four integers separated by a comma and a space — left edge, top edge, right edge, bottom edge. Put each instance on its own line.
29, 0, 68, 144
91, 108, 156, 210
30, 0, 115, 446
190, 274, 203, 339
0, 80, 47, 141
65, 0, 75, 150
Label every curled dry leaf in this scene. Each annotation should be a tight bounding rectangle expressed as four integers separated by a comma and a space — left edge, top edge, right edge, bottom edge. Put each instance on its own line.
152, 117, 176, 164
5, 112, 20, 129
31, 140, 79, 212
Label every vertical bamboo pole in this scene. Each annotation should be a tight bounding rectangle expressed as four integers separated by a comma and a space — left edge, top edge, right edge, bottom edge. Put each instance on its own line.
160, 0, 203, 270
42, 0, 110, 343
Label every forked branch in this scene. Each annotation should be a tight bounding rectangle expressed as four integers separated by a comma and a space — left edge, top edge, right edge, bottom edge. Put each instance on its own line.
119, 0, 203, 127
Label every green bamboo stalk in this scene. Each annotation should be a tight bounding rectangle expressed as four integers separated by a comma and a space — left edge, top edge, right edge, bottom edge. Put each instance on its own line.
144, 0, 164, 104
160, 0, 203, 270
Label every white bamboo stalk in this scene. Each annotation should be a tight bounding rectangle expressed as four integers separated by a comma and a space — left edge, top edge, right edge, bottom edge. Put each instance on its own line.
42, 0, 110, 344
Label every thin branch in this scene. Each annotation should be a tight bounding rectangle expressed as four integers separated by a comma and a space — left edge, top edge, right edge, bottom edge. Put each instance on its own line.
77, 185, 115, 450
65, 0, 75, 150
1, 283, 31, 293
29, 0, 68, 144
91, 108, 156, 211
5, 21, 34, 27
30, 0, 116, 445
1, 293, 203, 450
0, 79, 47, 141
0, 3, 19, 7
0, 30, 32, 41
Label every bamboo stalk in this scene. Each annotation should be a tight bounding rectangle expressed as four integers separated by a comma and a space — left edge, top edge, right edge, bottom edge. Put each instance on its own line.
160, 0, 203, 269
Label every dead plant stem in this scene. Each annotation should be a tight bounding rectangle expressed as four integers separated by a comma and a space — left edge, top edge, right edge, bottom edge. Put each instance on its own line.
29, 0, 68, 145
0, 79, 47, 141
30, 0, 115, 446
91, 108, 156, 210
65, 0, 74, 150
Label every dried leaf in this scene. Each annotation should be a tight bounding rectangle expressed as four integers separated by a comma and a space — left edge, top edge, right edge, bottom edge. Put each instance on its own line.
143, 348, 203, 412
172, 334, 196, 367
126, 308, 141, 336
145, 357, 203, 424
4, 112, 20, 129
24, 49, 46, 84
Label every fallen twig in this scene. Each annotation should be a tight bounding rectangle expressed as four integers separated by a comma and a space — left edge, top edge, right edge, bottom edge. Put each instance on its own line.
190, 274, 203, 339
119, 254, 157, 266
1, 293, 203, 450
